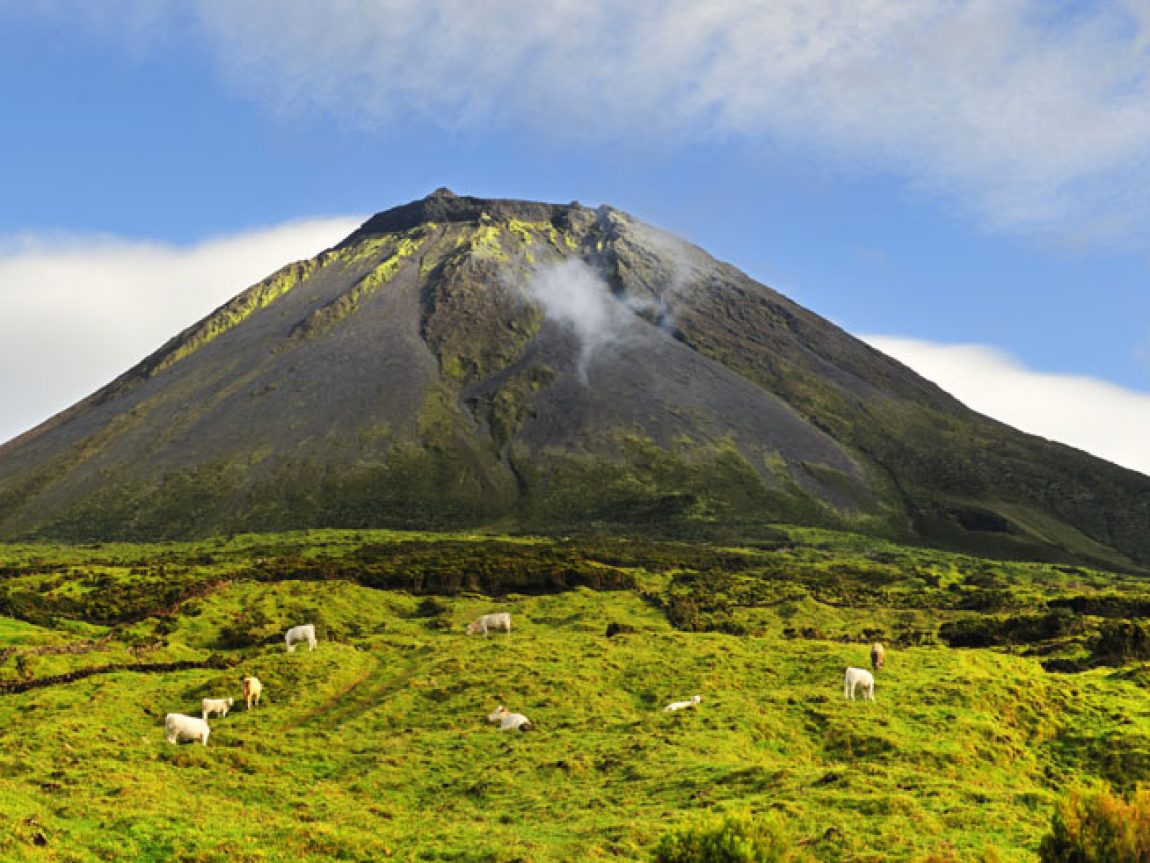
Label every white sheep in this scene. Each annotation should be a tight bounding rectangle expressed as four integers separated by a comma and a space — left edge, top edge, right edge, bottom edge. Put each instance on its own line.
467, 612, 512, 637
242, 676, 263, 710
201, 697, 234, 721
165, 713, 210, 746
285, 623, 317, 653
487, 705, 532, 731
663, 695, 703, 712
844, 667, 875, 701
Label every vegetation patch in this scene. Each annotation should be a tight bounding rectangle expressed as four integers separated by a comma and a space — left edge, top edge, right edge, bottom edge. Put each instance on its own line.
0, 527, 1149, 860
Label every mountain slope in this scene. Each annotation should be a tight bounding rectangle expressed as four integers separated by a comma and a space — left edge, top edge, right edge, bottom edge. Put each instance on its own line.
1, 189, 1147, 568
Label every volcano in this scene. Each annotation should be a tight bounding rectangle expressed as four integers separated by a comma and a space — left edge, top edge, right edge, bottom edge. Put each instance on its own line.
1, 189, 1148, 568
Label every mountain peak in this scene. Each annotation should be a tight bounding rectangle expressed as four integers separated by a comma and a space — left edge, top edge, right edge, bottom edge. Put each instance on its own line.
343, 189, 584, 245
2, 191, 1149, 570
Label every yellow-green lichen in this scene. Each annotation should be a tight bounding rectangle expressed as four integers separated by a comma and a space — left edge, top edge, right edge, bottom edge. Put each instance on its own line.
289, 232, 428, 340
356, 422, 393, 450
441, 355, 467, 381
506, 219, 574, 255
155, 259, 317, 374
359, 235, 425, 291
336, 223, 439, 269
467, 224, 508, 261
334, 236, 392, 267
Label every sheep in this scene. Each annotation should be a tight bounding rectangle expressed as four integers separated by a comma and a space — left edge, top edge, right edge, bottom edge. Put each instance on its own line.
467, 612, 512, 637
486, 705, 532, 731
663, 695, 703, 712
285, 623, 317, 653
844, 667, 875, 701
242, 676, 263, 710
870, 642, 886, 672
165, 713, 210, 746
201, 697, 234, 721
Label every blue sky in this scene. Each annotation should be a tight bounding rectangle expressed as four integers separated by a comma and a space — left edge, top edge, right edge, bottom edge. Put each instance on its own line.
2, 1, 1150, 475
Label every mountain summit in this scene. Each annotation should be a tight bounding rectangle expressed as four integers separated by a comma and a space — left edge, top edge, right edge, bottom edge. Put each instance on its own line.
1, 190, 1148, 567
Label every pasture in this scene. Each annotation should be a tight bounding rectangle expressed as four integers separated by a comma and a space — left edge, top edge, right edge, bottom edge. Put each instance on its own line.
1, 528, 1149, 861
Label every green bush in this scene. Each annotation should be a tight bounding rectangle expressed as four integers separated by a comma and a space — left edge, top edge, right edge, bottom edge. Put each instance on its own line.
1091, 621, 1150, 665
652, 813, 813, 863
916, 846, 1003, 863
1039, 784, 1150, 862
216, 606, 278, 649
248, 540, 637, 595
938, 610, 1082, 648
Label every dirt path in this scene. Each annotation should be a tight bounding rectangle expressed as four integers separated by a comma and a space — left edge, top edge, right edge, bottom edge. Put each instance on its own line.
283, 649, 426, 730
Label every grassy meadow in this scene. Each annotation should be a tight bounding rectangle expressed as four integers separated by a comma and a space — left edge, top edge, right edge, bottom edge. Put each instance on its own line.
2, 528, 1150, 861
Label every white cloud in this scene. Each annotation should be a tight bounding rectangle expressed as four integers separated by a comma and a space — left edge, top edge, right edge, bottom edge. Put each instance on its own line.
12, 2, 1150, 238
156, 0, 1150, 240
866, 335, 1150, 477
0, 217, 360, 446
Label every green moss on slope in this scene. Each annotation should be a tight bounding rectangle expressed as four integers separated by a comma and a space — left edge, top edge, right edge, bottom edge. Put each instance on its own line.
155, 259, 318, 373
290, 230, 429, 340
510, 434, 838, 540
421, 245, 545, 386
40, 462, 242, 542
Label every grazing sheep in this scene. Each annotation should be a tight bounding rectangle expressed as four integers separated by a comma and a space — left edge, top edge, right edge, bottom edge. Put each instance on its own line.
844, 667, 875, 701
870, 642, 886, 672
201, 697, 234, 721
487, 705, 532, 731
467, 612, 512, 637
241, 676, 263, 710
285, 623, 317, 653
165, 713, 210, 746
663, 695, 703, 712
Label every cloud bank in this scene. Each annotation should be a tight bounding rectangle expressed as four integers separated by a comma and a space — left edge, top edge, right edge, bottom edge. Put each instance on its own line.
0, 217, 359, 445
160, 0, 1150, 240
867, 335, 1150, 477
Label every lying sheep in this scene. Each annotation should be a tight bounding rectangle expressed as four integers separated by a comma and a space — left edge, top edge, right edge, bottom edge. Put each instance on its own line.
201, 697, 234, 721
165, 713, 210, 746
487, 705, 532, 731
844, 667, 875, 701
663, 695, 703, 712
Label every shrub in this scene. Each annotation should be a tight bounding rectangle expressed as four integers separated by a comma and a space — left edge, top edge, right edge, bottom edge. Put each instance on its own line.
916, 845, 1003, 863
414, 597, 450, 618
651, 813, 813, 863
1039, 783, 1150, 862
1050, 595, 1150, 619
938, 610, 1082, 648
605, 622, 636, 637
1091, 621, 1150, 665
216, 607, 278, 649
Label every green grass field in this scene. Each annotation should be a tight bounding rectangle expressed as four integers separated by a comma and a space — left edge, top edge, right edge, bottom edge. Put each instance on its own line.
2, 528, 1149, 861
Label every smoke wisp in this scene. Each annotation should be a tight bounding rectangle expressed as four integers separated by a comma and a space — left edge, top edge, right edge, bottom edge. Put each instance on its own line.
525, 258, 637, 382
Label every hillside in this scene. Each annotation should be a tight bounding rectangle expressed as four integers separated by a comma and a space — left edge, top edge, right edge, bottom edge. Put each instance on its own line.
0, 189, 1148, 570
3, 530, 1150, 860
